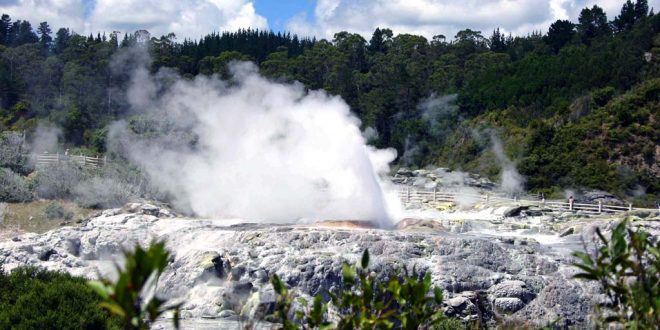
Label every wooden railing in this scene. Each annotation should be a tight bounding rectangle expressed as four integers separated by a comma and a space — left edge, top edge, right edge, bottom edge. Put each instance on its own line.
33, 153, 106, 168
397, 186, 657, 215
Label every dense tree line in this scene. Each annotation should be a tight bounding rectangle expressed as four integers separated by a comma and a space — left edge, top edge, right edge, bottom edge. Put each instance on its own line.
0, 0, 658, 200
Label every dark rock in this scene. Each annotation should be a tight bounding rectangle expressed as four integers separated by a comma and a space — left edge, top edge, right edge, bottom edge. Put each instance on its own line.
504, 206, 529, 218
522, 209, 544, 217
560, 227, 574, 237
38, 249, 57, 261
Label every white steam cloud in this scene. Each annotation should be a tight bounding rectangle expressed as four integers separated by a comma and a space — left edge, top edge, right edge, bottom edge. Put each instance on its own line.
30, 124, 61, 154
490, 132, 525, 196
109, 61, 398, 227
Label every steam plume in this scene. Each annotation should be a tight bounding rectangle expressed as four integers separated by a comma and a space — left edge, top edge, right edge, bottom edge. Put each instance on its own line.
109, 61, 398, 227
489, 132, 524, 196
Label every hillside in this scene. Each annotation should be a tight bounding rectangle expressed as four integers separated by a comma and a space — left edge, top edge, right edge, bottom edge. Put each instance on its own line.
0, 0, 658, 203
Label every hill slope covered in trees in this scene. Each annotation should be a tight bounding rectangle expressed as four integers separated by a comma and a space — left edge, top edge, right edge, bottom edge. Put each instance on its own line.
0, 0, 658, 202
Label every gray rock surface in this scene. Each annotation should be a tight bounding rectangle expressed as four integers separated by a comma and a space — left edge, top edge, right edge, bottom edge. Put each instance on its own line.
1, 203, 658, 328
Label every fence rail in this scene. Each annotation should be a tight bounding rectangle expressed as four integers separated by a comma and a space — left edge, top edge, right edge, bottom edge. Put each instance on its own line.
397, 186, 657, 215
33, 153, 106, 168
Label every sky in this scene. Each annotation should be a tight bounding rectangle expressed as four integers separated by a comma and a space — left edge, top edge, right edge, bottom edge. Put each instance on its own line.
0, 0, 657, 41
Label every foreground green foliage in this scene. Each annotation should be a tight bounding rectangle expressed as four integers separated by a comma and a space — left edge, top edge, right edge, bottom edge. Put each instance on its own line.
270, 249, 455, 329
573, 219, 660, 328
88, 240, 180, 330
0, 265, 120, 329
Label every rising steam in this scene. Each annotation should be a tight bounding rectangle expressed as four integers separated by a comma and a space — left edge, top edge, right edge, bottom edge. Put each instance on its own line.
490, 133, 525, 196
109, 61, 398, 227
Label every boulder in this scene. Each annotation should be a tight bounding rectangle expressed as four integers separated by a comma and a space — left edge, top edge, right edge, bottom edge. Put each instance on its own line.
494, 297, 525, 313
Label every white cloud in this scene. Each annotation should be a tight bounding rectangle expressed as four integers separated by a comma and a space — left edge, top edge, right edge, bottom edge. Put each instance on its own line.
0, 0, 268, 39
286, 0, 660, 40
1, 0, 658, 42
0, 0, 86, 33
88, 0, 267, 39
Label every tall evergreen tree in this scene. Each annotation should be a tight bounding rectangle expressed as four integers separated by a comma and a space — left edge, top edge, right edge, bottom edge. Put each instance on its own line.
489, 28, 508, 52
577, 5, 611, 44
544, 20, 575, 53
613, 0, 638, 32
368, 28, 393, 53
0, 14, 10, 46
53, 28, 70, 54
634, 0, 649, 21
37, 22, 52, 53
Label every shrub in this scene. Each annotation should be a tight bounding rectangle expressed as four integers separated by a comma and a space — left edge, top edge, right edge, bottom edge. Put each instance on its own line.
573, 219, 660, 328
43, 201, 65, 220
0, 265, 120, 329
0, 131, 31, 175
88, 241, 181, 330
0, 168, 33, 202
270, 249, 453, 329
73, 176, 135, 209
72, 161, 165, 209
34, 162, 87, 199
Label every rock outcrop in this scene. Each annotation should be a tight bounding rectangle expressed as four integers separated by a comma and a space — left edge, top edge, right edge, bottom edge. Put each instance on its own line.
1, 203, 658, 328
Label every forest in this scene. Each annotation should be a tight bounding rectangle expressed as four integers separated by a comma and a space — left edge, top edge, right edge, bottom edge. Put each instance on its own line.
0, 0, 658, 202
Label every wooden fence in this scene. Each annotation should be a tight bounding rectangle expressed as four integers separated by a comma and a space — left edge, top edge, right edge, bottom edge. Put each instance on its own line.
33, 153, 106, 168
397, 186, 657, 215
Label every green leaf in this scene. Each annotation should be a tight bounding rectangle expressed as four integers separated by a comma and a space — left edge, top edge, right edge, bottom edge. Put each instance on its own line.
99, 302, 126, 318
87, 280, 110, 299
433, 287, 443, 303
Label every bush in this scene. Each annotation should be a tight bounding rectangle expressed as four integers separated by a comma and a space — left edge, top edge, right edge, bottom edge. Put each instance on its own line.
0, 265, 120, 329
73, 176, 135, 209
0, 131, 31, 175
43, 202, 69, 220
270, 250, 454, 329
34, 162, 87, 199
0, 168, 33, 202
573, 219, 660, 328
88, 241, 181, 330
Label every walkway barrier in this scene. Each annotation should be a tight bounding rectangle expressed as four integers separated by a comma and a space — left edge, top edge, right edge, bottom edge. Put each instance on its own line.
33, 153, 106, 168
397, 186, 656, 215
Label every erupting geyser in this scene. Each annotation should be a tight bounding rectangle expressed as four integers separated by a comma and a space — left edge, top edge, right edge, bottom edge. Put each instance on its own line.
109, 61, 399, 227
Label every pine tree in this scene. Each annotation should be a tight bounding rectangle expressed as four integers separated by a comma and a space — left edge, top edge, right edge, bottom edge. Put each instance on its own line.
37, 22, 52, 53
0, 14, 10, 46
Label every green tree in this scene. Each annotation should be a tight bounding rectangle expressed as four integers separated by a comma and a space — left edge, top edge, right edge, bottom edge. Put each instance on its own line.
0, 14, 10, 46
37, 21, 52, 53
577, 5, 611, 44
613, 0, 638, 32
367, 27, 393, 53
544, 20, 575, 53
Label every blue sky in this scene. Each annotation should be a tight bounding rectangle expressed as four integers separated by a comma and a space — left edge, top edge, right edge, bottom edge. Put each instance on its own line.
0, 0, 658, 41
254, 0, 316, 32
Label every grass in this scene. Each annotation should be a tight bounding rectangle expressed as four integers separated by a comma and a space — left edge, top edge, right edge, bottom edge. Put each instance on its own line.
0, 200, 95, 234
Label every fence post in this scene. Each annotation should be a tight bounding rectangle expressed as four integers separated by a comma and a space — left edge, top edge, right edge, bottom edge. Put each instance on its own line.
628, 203, 632, 211
433, 187, 437, 202
569, 200, 573, 211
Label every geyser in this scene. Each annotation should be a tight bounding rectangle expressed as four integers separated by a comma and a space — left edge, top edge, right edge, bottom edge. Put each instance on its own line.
110, 61, 398, 227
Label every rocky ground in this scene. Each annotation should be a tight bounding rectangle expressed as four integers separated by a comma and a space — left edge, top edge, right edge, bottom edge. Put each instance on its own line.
0, 202, 658, 329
